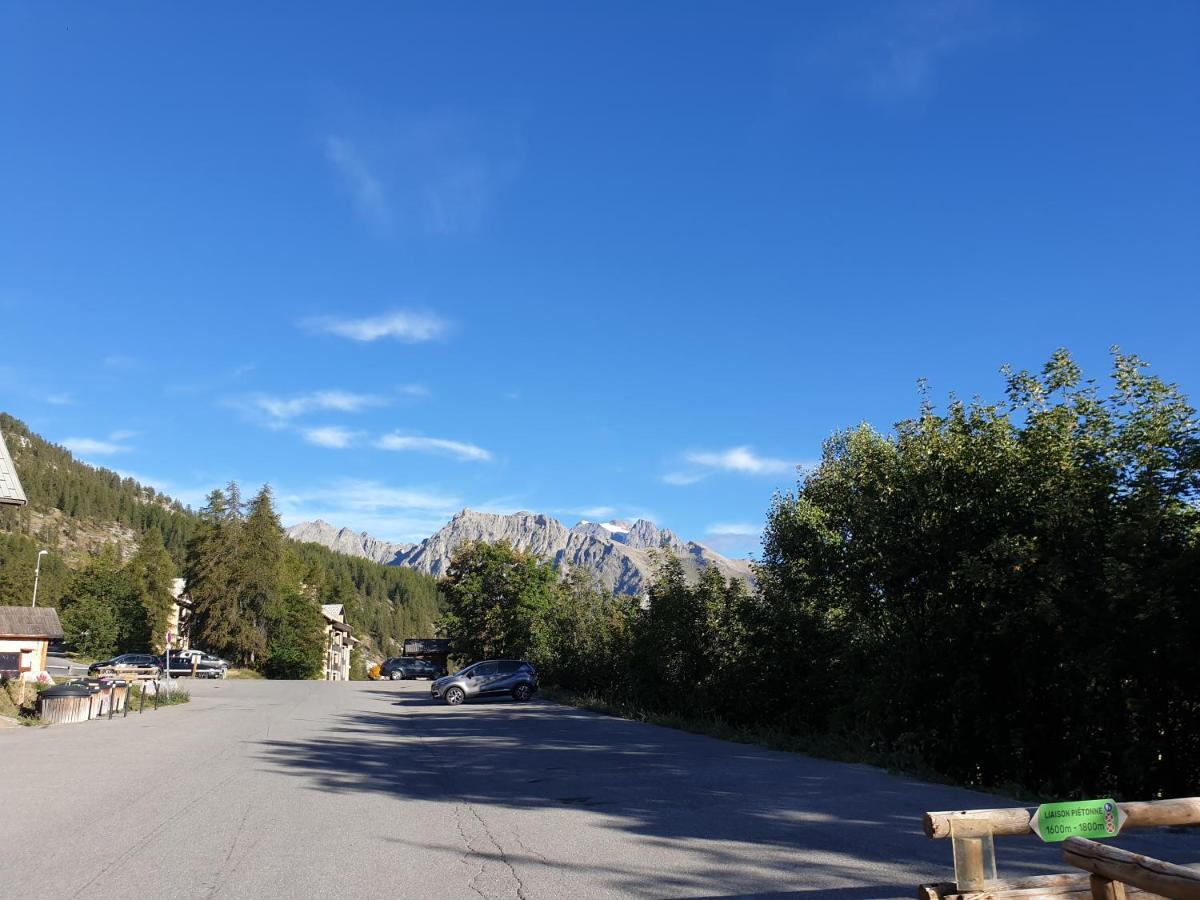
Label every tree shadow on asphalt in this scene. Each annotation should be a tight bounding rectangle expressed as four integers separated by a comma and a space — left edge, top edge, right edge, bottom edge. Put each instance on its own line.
257, 687, 1200, 899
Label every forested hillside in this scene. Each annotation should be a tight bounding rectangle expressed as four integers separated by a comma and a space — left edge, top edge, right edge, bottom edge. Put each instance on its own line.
0, 412, 196, 562
0, 413, 442, 667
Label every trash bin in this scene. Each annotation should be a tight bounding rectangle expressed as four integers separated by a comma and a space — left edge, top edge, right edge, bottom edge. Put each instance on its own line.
38, 684, 93, 724
83, 682, 101, 718
95, 679, 113, 716
111, 679, 128, 713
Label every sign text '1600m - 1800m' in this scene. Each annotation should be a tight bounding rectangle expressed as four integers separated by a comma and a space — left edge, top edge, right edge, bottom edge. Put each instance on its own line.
1029, 799, 1125, 842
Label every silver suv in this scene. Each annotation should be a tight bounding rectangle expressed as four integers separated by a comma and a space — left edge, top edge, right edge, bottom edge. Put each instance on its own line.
431, 660, 538, 706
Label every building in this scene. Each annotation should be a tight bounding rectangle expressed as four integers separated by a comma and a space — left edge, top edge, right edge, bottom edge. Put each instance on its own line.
166, 578, 192, 651
0, 428, 28, 507
0, 607, 63, 680
403, 638, 450, 673
321, 604, 354, 680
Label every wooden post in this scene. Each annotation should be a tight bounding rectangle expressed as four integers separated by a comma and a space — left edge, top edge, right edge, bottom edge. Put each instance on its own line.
1089, 873, 1127, 899
957, 836, 986, 889
951, 819, 995, 891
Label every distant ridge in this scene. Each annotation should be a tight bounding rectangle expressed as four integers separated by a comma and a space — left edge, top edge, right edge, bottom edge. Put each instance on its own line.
286, 508, 755, 595
284, 519, 415, 566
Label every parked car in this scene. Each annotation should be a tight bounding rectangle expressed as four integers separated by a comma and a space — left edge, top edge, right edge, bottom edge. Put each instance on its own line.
88, 653, 161, 675
381, 656, 446, 681
160, 651, 227, 678
175, 649, 230, 670
430, 660, 538, 705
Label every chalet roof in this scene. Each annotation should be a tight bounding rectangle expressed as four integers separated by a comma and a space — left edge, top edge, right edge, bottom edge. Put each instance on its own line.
321, 604, 344, 622
0, 430, 27, 507
0, 606, 64, 639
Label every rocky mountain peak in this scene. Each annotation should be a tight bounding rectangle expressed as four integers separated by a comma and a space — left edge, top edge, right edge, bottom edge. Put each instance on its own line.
288, 508, 754, 595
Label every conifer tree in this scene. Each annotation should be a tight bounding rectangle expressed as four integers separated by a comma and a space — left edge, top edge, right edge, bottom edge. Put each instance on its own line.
239, 485, 283, 665
127, 527, 176, 652
185, 488, 243, 661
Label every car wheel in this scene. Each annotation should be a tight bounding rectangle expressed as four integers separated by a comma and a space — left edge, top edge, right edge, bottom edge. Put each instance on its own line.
390, 670, 405, 681
512, 683, 533, 702
444, 686, 465, 706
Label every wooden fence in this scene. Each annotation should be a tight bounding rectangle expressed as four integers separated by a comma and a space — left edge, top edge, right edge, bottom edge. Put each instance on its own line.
920, 798, 1200, 900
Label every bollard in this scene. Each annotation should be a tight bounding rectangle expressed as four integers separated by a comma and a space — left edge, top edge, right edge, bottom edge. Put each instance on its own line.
950, 818, 996, 891
154, 682, 160, 710
139, 684, 146, 713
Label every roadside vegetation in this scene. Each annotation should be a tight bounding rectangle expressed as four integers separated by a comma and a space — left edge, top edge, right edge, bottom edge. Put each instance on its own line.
442, 349, 1200, 800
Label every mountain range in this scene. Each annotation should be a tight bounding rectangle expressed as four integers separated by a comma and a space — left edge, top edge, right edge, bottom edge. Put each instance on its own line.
285, 510, 755, 595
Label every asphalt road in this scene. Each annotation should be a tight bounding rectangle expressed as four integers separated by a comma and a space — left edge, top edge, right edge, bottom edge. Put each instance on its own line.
2, 680, 1197, 899
45, 652, 92, 678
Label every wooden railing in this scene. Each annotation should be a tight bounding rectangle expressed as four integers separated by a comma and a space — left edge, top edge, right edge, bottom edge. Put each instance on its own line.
919, 798, 1200, 900
87, 665, 161, 682
1063, 837, 1200, 900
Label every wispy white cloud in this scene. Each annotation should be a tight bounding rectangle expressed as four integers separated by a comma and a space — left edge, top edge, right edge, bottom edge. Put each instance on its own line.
803, 0, 1018, 101
250, 390, 388, 422
276, 478, 461, 544
577, 505, 617, 519
398, 383, 431, 398
686, 446, 794, 476
701, 522, 763, 557
62, 436, 131, 456
662, 471, 706, 486
707, 522, 761, 537
665, 445, 797, 485
301, 426, 361, 449
302, 310, 449, 343
44, 392, 73, 406
376, 432, 492, 462
321, 109, 522, 237
325, 135, 390, 226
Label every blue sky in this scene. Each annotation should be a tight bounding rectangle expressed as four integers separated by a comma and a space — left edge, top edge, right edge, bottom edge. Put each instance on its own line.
1, 2, 1197, 556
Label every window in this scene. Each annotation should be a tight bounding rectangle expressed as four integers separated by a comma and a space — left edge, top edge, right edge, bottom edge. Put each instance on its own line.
498, 661, 520, 674
473, 663, 498, 677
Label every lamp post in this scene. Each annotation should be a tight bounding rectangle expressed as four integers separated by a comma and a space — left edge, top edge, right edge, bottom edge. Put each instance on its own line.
32, 549, 48, 608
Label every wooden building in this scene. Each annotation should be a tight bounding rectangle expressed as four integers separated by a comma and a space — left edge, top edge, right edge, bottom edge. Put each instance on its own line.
0, 607, 64, 680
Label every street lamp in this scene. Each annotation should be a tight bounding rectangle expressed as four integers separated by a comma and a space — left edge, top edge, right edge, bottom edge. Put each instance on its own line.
32, 549, 48, 608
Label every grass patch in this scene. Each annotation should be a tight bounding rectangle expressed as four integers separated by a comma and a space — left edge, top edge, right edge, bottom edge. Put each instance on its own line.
129, 682, 191, 707
225, 668, 265, 679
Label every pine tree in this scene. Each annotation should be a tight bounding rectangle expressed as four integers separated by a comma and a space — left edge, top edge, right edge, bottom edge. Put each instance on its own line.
239, 485, 283, 666
128, 527, 176, 653
184, 488, 244, 662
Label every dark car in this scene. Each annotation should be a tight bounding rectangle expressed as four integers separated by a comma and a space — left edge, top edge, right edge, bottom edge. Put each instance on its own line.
381, 656, 446, 681
430, 660, 538, 705
159, 652, 227, 678
88, 653, 161, 675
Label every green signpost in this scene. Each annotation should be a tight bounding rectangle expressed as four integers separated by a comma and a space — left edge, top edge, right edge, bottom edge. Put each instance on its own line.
1029, 799, 1124, 842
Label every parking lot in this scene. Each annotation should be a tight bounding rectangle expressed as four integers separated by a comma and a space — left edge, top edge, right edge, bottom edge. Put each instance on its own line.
2, 679, 1198, 899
